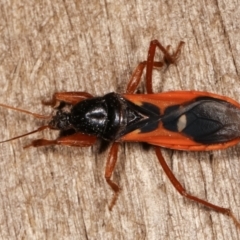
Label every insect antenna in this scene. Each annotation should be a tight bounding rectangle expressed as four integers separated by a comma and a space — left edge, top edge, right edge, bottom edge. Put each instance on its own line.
0, 103, 51, 119
0, 126, 50, 144
0, 103, 52, 144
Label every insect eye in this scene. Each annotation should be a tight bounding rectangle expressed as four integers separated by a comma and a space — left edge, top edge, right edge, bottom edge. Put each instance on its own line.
49, 112, 71, 130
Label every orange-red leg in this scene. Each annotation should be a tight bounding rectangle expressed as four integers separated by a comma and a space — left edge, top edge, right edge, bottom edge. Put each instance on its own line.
155, 147, 240, 228
24, 132, 97, 148
126, 61, 164, 94
42, 91, 93, 107
111, 40, 184, 210
146, 40, 185, 93
104, 142, 120, 210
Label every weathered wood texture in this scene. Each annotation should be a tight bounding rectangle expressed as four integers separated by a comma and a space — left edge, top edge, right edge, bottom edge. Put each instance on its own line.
0, 0, 240, 239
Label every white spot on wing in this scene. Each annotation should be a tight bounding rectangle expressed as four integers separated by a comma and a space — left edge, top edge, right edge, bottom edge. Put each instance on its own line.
177, 114, 187, 132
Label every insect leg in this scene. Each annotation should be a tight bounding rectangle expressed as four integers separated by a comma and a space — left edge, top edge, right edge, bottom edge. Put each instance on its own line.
104, 142, 121, 210
24, 133, 97, 148
155, 147, 240, 228
126, 61, 164, 94
42, 92, 93, 107
146, 40, 185, 93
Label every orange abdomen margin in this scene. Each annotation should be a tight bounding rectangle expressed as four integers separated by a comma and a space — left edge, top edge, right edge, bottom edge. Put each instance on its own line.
121, 91, 240, 151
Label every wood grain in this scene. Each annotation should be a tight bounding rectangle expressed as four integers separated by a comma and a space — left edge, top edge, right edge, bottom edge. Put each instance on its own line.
0, 0, 240, 239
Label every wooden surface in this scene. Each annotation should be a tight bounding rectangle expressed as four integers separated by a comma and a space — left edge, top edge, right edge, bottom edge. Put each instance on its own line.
0, 0, 240, 239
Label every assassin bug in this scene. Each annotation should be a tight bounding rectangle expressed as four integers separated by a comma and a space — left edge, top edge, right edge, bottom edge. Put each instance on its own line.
1, 40, 240, 228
